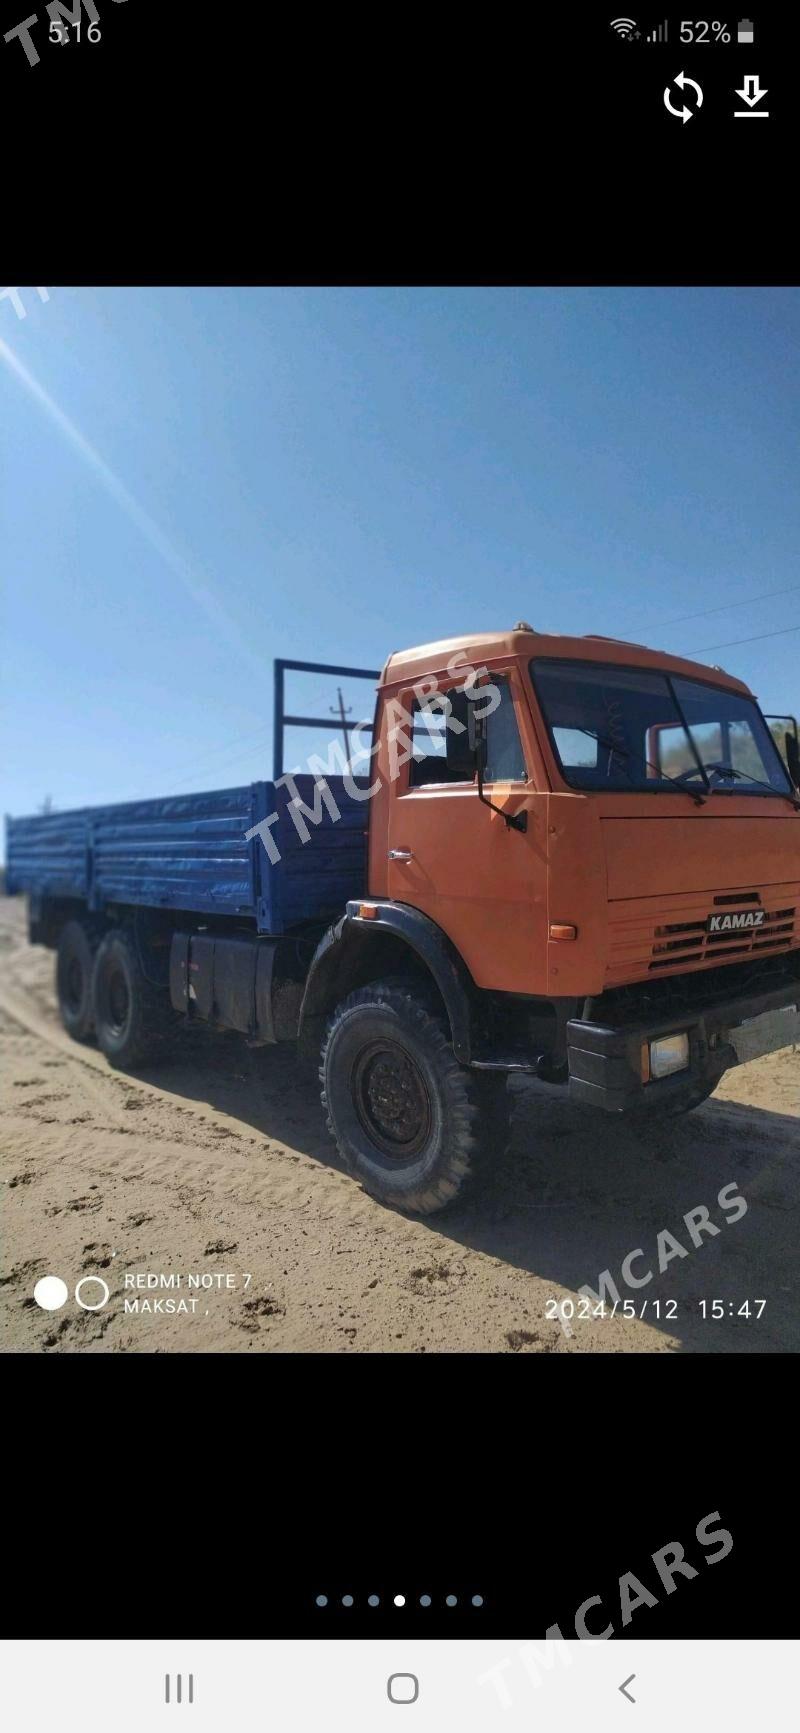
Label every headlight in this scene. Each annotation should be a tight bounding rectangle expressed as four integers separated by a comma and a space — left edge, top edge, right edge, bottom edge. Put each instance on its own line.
649, 1032, 690, 1079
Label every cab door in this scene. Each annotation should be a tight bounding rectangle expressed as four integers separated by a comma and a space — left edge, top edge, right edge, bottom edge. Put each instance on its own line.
386, 666, 546, 994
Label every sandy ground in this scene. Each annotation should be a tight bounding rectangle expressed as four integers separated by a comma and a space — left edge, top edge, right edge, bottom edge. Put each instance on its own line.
1, 894, 798, 1354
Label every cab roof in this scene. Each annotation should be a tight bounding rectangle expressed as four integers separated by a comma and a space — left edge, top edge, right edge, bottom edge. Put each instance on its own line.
380, 627, 752, 698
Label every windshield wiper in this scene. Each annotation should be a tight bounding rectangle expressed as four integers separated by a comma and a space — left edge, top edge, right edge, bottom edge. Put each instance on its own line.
574, 728, 707, 805
700, 761, 800, 811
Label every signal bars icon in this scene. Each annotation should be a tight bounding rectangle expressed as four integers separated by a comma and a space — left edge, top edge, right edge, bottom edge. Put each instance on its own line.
610, 16, 668, 40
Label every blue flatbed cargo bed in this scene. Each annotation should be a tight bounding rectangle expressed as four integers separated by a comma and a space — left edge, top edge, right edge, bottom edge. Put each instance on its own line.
5, 776, 368, 935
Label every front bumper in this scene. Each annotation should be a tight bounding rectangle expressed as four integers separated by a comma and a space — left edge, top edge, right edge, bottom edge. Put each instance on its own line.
567, 973, 800, 1113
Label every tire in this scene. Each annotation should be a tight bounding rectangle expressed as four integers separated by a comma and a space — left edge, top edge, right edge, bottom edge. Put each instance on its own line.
92, 928, 176, 1069
320, 979, 510, 1215
56, 920, 99, 1042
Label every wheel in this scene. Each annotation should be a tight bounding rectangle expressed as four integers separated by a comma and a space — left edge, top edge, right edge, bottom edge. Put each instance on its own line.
56, 920, 99, 1041
92, 928, 175, 1069
320, 979, 510, 1214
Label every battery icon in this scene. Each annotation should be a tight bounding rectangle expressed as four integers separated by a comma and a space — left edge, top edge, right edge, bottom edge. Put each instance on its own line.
737, 18, 754, 42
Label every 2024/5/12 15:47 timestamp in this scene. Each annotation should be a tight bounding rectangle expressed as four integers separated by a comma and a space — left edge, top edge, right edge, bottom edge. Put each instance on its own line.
545, 1298, 767, 1323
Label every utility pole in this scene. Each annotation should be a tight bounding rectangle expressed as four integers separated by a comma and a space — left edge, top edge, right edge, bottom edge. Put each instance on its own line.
330, 687, 352, 767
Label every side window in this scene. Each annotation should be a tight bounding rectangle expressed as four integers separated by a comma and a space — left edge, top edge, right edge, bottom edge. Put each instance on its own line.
409, 686, 474, 786
483, 675, 527, 782
554, 727, 598, 769
729, 719, 768, 780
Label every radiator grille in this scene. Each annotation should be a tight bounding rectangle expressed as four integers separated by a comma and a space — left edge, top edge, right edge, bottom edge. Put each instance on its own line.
650, 906, 795, 969
606, 890, 798, 986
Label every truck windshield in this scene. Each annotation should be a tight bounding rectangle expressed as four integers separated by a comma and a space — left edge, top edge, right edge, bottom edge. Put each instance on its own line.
530, 659, 793, 797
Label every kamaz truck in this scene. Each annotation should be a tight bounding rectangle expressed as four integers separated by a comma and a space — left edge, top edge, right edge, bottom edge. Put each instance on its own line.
6, 629, 800, 1215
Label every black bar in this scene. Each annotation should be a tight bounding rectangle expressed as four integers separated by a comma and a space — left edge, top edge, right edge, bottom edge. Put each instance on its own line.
277, 659, 380, 681
273, 659, 285, 784
11, 1351, 798, 1639
282, 714, 369, 731
273, 658, 379, 778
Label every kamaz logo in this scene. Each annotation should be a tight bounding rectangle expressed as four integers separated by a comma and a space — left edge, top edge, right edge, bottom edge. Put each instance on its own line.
707, 910, 765, 933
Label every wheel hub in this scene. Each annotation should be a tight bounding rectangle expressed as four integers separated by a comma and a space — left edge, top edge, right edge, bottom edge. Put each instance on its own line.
108, 968, 131, 1034
352, 1040, 432, 1160
65, 957, 83, 1012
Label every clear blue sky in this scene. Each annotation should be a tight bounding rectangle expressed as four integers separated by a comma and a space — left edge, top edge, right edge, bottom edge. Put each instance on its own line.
2, 286, 798, 834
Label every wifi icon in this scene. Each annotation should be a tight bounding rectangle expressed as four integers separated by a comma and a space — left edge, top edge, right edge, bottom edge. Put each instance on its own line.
610, 17, 638, 36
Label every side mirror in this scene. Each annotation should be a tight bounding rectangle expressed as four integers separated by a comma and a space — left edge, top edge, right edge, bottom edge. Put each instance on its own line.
467, 700, 487, 766
787, 730, 800, 793
465, 694, 526, 831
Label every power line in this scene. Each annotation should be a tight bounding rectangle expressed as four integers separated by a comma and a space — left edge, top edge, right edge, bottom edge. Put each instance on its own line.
116, 628, 797, 802
687, 625, 800, 654
152, 722, 272, 787
634, 582, 800, 633
152, 679, 370, 793
661, 582, 800, 629
147, 677, 351, 790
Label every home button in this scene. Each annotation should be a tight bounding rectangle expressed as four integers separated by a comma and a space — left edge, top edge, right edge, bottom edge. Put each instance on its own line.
387, 1674, 419, 1704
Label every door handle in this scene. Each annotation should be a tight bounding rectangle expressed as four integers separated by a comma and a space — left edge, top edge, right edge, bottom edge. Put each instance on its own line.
388, 848, 414, 862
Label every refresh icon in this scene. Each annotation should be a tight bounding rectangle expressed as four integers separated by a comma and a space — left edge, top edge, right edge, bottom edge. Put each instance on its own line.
664, 70, 703, 122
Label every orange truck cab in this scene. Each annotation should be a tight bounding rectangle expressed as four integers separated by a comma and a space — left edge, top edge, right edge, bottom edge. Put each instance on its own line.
9, 625, 799, 1217
310, 622, 800, 1182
